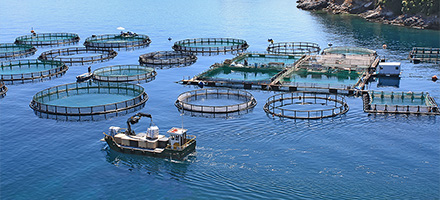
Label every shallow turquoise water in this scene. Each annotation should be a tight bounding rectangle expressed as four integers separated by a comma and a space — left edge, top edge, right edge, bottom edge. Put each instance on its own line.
0, 0, 439, 199
371, 97, 427, 106
236, 55, 298, 65
202, 67, 282, 82
284, 72, 361, 86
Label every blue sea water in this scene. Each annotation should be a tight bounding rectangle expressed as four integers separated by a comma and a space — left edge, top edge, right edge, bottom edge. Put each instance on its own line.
1, 0, 439, 199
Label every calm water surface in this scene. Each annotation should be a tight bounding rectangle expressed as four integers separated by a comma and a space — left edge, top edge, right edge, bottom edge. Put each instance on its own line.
1, 0, 439, 199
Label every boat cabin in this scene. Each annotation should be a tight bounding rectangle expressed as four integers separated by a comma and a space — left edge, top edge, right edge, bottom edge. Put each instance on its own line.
168, 127, 187, 150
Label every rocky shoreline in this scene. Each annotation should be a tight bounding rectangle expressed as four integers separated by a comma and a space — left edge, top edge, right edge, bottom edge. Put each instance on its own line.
296, 0, 440, 30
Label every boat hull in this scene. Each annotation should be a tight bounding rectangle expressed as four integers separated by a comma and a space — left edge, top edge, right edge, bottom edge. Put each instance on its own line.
104, 135, 196, 160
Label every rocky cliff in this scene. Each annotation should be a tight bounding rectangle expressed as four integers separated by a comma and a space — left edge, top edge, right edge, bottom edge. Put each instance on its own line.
296, 0, 440, 30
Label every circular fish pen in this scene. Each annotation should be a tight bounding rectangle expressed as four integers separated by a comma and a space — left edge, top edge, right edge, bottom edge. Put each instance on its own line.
322, 46, 376, 57
84, 34, 151, 49
93, 65, 157, 82
172, 38, 249, 54
175, 88, 257, 113
38, 47, 117, 65
30, 81, 148, 116
0, 43, 37, 60
264, 92, 349, 119
0, 82, 7, 97
1, 59, 68, 82
267, 42, 320, 55
139, 51, 197, 67
15, 33, 80, 46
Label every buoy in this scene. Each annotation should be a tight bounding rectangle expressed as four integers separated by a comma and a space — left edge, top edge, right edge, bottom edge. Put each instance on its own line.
198, 81, 204, 88
432, 75, 438, 82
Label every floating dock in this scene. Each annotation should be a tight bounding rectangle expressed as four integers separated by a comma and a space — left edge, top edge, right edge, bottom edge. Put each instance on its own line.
409, 47, 440, 64
362, 91, 439, 115
181, 51, 380, 95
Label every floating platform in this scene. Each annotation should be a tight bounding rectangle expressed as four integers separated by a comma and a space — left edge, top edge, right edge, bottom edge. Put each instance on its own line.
196, 64, 282, 84
84, 34, 151, 49
408, 47, 440, 64
1, 59, 68, 82
175, 88, 257, 114
181, 51, 380, 95
15, 33, 80, 46
0, 82, 7, 97
322, 46, 377, 57
38, 47, 117, 65
271, 54, 379, 90
231, 52, 300, 68
363, 91, 439, 115
0, 43, 37, 60
266, 42, 320, 55
172, 38, 249, 55
93, 65, 157, 82
264, 92, 349, 119
30, 81, 148, 116
139, 51, 197, 67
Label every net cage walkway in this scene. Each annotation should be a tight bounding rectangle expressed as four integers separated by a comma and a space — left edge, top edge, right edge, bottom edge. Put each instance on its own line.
408, 47, 440, 64
84, 34, 151, 49
172, 38, 249, 54
267, 42, 320, 55
175, 88, 257, 113
264, 92, 349, 119
39, 47, 117, 65
0, 82, 7, 97
0, 43, 37, 60
30, 81, 148, 116
93, 65, 157, 82
362, 90, 440, 115
322, 46, 377, 57
139, 51, 197, 66
1, 60, 68, 82
15, 33, 80, 46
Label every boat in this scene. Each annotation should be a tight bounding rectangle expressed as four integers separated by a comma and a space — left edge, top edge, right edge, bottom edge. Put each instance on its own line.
76, 72, 92, 82
103, 113, 196, 160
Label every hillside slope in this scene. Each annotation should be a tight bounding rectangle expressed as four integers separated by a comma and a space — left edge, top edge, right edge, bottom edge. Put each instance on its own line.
296, 0, 440, 30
